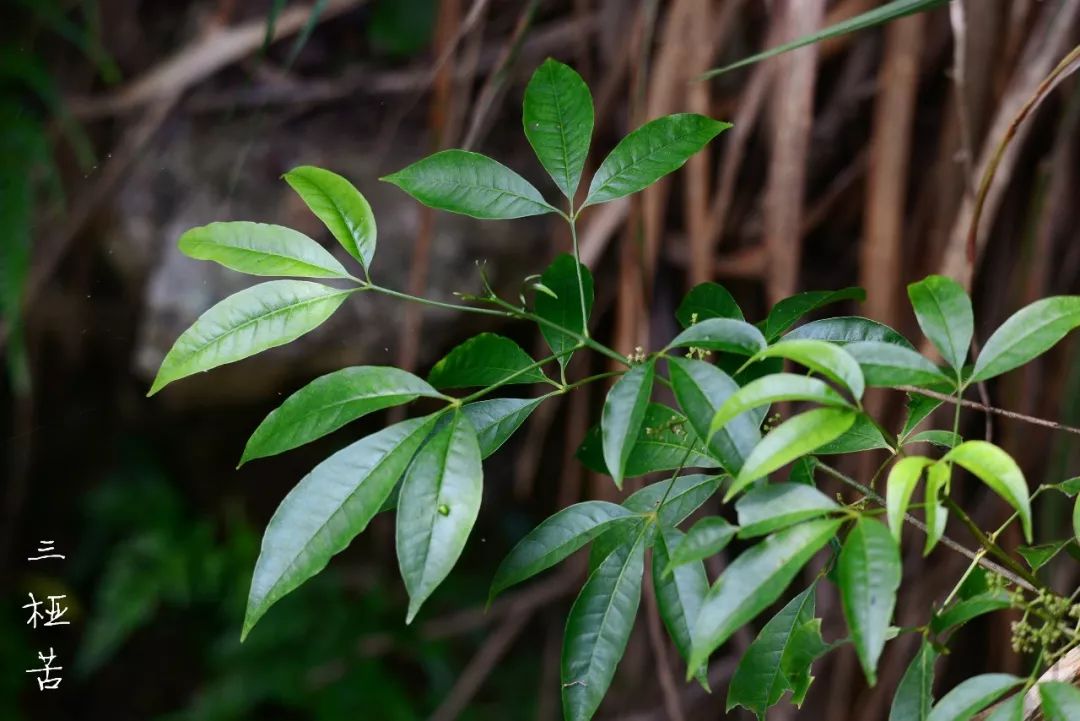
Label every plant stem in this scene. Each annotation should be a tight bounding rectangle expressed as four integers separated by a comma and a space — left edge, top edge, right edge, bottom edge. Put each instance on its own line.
486, 296, 630, 366
896, 384, 1080, 437
567, 206, 590, 340
364, 282, 512, 318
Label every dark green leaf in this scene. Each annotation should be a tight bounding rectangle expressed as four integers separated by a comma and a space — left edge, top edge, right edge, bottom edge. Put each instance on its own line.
382, 149, 557, 219
667, 318, 767, 356
1039, 681, 1080, 721
688, 518, 842, 676
886, 456, 933, 542
908, 275, 973, 373
489, 501, 634, 600
709, 373, 851, 440
971, 297, 1080, 383
816, 413, 892, 454
838, 518, 901, 685
784, 316, 914, 349
677, 282, 744, 327
663, 516, 738, 575
178, 221, 352, 279
523, 58, 593, 199
901, 393, 944, 438
735, 483, 840, 538
1054, 477, 1080, 497
623, 474, 724, 527
576, 404, 720, 477
535, 253, 594, 369
461, 397, 542, 458
653, 528, 711, 689
984, 693, 1024, 721
243, 413, 438, 639
906, 431, 961, 450
943, 441, 1032, 542
889, 640, 938, 721
397, 411, 483, 622
427, 333, 548, 389
241, 366, 444, 465
752, 339, 865, 400
930, 589, 1012, 633
1017, 541, 1070, 572
562, 531, 646, 721
789, 456, 818, 485
761, 287, 866, 341
602, 361, 655, 489
845, 341, 953, 388
149, 280, 354, 395
669, 357, 760, 474
927, 674, 1022, 721
284, 165, 377, 270
582, 113, 730, 207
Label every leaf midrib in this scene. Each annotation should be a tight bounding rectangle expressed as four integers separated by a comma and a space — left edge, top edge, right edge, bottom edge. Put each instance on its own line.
588, 123, 706, 201
187, 236, 347, 278
292, 176, 366, 260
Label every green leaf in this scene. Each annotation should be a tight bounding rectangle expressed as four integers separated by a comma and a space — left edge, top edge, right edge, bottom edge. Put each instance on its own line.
708, 373, 851, 440
242, 413, 438, 639
677, 282, 744, 327
178, 221, 352, 279
889, 640, 938, 721
522, 58, 593, 200
653, 528, 711, 689
240, 366, 443, 465
930, 589, 1012, 633
283, 165, 377, 270
702, 0, 947, 77
576, 404, 720, 477
727, 584, 830, 718
1074, 496, 1080, 545
1054, 477, 1080, 497
984, 694, 1024, 721
1018, 540, 1070, 572
761, 287, 865, 341
623, 474, 724, 527
397, 411, 483, 623
751, 339, 865, 400
688, 518, 842, 676
382, 149, 557, 219
729, 408, 857, 500
735, 483, 840, 538
602, 361, 655, 489
667, 318, 767, 356
922, 462, 950, 555
789, 456, 818, 485
562, 531, 645, 721
785, 316, 914, 349
971, 297, 1080, 383
927, 674, 1023, 721
943, 441, 1032, 543
886, 457, 934, 542
669, 357, 760, 474
461, 397, 542, 459
838, 518, 901, 686
901, 393, 944, 438
1039, 681, 1080, 720
535, 253, 594, 369
489, 501, 634, 600
427, 333, 548, 389
582, 113, 730, 207
587, 516, 647, 573
149, 280, 353, 395
907, 275, 973, 373
816, 413, 893, 454
906, 431, 962, 450
845, 341, 953, 389
663, 516, 738, 575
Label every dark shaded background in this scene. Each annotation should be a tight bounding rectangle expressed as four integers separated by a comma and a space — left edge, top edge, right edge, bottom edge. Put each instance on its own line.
3, 1, 1080, 719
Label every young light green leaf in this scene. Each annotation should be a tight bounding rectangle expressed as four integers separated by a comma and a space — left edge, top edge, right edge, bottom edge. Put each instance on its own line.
283, 165, 377, 270
729, 408, 857, 500
889, 640, 938, 721
149, 280, 353, 395
838, 518, 901, 686
663, 516, 738, 576
535, 253, 593, 370
653, 528, 711, 689
906, 431, 962, 450
242, 413, 438, 640
669, 357, 760, 475
927, 674, 1023, 721
427, 333, 548, 389
727, 584, 830, 719
907, 275, 973, 373
1039, 681, 1080, 720
784, 316, 914, 349
844, 341, 953, 389
381, 149, 557, 219
930, 589, 1012, 633
582, 113, 730, 208
708, 373, 851, 440
735, 483, 840, 538
576, 404, 720, 477
240, 366, 444, 465
886, 456, 934, 542
971, 296, 1080, 382
688, 518, 842, 677
761, 287, 865, 341
677, 281, 744, 327
816, 413, 893, 454
751, 339, 865, 400
667, 318, 767, 356
178, 221, 352, 279
602, 361, 655, 489
461, 397, 542, 459
562, 531, 645, 721
943, 441, 1032, 542
924, 462, 950, 555
522, 58, 593, 199
489, 501, 634, 600
397, 411, 483, 623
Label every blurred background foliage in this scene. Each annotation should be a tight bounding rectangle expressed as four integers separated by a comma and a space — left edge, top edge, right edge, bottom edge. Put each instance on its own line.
2, 1, 1079, 719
